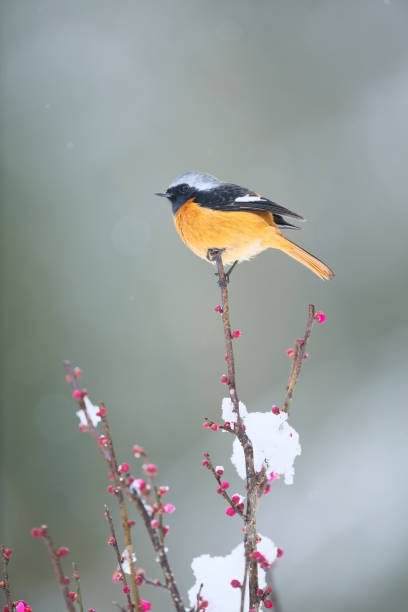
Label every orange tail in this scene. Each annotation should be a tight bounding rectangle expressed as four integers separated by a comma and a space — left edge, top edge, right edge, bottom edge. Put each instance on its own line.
273, 235, 334, 280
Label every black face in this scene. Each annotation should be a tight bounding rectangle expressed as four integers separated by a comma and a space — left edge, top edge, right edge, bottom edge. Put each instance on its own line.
164, 183, 197, 214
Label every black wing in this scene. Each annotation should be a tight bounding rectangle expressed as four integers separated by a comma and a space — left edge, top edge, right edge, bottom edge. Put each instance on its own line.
195, 183, 304, 228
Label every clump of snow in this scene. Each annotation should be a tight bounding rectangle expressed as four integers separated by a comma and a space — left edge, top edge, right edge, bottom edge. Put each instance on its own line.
221, 397, 248, 424
188, 535, 277, 611
223, 398, 301, 485
76, 396, 101, 427
121, 548, 137, 574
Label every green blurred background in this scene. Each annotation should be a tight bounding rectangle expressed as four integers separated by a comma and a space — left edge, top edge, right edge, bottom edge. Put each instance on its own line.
1, 1, 407, 610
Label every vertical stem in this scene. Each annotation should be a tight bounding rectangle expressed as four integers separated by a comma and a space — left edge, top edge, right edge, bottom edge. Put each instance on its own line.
41, 527, 76, 612
1, 546, 12, 611
213, 253, 260, 610
102, 413, 140, 612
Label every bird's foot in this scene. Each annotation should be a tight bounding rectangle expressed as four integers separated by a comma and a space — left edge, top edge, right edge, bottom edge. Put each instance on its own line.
206, 248, 226, 262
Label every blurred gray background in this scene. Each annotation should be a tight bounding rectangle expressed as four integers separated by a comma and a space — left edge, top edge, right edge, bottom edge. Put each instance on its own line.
1, 1, 407, 610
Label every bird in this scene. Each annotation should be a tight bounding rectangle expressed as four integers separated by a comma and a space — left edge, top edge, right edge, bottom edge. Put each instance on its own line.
156, 171, 334, 280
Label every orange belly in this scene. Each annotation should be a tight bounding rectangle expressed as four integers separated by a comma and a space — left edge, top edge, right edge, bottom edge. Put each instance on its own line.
174, 198, 283, 265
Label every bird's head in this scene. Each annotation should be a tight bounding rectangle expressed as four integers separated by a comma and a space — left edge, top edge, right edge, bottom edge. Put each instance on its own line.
155, 171, 221, 213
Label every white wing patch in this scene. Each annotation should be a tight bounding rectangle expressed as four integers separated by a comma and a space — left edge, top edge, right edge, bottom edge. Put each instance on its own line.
235, 195, 266, 203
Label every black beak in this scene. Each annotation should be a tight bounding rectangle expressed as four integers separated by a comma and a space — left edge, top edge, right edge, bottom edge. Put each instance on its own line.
155, 191, 168, 198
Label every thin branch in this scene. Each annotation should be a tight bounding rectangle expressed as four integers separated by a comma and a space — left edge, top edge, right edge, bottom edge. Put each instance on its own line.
1, 545, 13, 611
72, 562, 84, 612
104, 507, 134, 611
204, 454, 246, 519
283, 304, 315, 413
212, 252, 260, 610
40, 526, 76, 612
63, 362, 185, 612
102, 412, 140, 611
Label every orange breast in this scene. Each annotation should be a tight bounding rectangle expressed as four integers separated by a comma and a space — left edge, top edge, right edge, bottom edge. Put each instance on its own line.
174, 198, 283, 265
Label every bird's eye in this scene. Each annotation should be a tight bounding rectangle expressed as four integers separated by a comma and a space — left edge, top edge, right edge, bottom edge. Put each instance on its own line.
178, 183, 190, 195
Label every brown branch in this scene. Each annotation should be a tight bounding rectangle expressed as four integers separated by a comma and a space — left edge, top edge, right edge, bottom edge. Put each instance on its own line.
212, 252, 260, 610
63, 362, 185, 612
41, 526, 75, 612
101, 412, 140, 611
204, 454, 246, 519
104, 506, 134, 611
1, 545, 13, 611
283, 304, 315, 413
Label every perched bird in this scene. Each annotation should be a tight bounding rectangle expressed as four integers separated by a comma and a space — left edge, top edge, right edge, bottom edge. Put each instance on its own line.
156, 171, 334, 280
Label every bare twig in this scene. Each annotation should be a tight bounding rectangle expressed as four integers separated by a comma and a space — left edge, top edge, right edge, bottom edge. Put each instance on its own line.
41, 526, 75, 612
1, 545, 13, 611
104, 506, 134, 611
283, 304, 315, 413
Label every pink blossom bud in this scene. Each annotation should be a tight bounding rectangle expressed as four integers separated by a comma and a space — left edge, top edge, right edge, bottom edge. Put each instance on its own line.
65, 374, 72, 383
303, 352, 308, 360
264, 484, 271, 495
61, 576, 70, 585
158, 486, 169, 496
73, 367, 82, 378
223, 421, 231, 429
220, 374, 229, 384
269, 472, 279, 481
119, 463, 130, 474
127, 475, 135, 485
72, 390, 81, 399
108, 537, 115, 545
257, 589, 264, 597
88, 609, 98, 612
79, 424, 88, 432
201, 459, 209, 467
151, 519, 159, 528
314, 311, 326, 323
15, 604, 25, 612
112, 571, 122, 583
214, 305, 222, 312
68, 592, 77, 602
132, 445, 145, 457
265, 586, 272, 593
98, 435, 108, 447
128, 520, 135, 527
3, 549, 12, 559
96, 407, 106, 417
230, 579, 241, 588
107, 485, 115, 494
162, 525, 169, 535
237, 502, 245, 512
221, 481, 229, 490
140, 601, 151, 611
133, 478, 146, 491
163, 503, 175, 514
271, 405, 280, 415
286, 348, 294, 357
202, 421, 210, 428
224, 354, 228, 361
144, 463, 158, 476
56, 546, 69, 558
231, 495, 240, 505
264, 600, 274, 608
30, 527, 45, 538
80, 389, 88, 398
277, 547, 284, 558
225, 507, 236, 517
122, 585, 130, 594
198, 602, 208, 610
216, 487, 222, 494
210, 423, 219, 431
215, 466, 224, 476
231, 329, 241, 338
